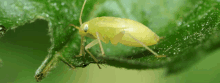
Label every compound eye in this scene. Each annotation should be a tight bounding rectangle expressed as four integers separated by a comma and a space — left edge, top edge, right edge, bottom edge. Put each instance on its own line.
84, 24, 88, 32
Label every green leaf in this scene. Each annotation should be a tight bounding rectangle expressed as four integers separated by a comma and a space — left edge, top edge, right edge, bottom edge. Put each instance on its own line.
1, 0, 220, 81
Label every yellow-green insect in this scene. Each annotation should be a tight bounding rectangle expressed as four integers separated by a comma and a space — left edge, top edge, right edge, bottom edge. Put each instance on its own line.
70, 0, 166, 68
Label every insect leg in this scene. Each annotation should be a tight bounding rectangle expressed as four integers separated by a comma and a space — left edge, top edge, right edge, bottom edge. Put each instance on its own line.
85, 39, 101, 69
75, 36, 85, 57
123, 31, 166, 57
59, 53, 76, 70
96, 32, 105, 57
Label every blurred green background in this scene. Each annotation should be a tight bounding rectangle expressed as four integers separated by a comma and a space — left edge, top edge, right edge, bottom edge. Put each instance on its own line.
0, 20, 220, 83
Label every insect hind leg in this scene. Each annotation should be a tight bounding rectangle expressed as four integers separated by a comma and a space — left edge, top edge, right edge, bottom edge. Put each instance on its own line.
122, 31, 166, 58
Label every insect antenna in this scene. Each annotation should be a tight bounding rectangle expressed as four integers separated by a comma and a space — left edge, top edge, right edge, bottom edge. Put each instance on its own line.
69, 24, 80, 30
79, 0, 87, 25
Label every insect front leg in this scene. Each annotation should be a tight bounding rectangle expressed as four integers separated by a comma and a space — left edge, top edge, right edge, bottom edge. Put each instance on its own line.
85, 39, 101, 69
122, 31, 166, 58
75, 36, 85, 57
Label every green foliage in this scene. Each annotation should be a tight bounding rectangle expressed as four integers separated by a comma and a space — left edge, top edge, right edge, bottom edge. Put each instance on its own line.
0, 0, 219, 81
